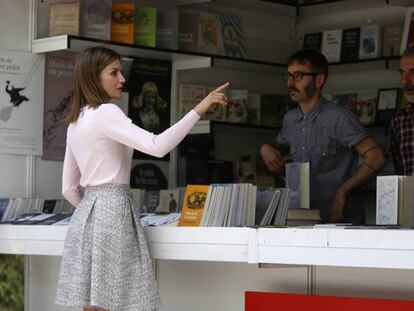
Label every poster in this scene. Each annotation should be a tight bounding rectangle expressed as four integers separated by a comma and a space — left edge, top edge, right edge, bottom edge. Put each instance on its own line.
128, 57, 172, 160
0, 51, 44, 155
42, 51, 76, 161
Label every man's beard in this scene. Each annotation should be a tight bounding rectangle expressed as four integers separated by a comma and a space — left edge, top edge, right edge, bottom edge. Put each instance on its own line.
304, 79, 317, 98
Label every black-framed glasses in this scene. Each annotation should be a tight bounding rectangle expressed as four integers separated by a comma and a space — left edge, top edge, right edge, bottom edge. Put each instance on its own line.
282, 71, 320, 82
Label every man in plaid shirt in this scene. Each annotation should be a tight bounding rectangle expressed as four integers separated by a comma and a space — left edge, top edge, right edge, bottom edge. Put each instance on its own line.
390, 47, 414, 176
260, 49, 386, 224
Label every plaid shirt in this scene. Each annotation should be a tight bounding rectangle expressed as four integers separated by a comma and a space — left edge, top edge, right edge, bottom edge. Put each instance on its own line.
390, 103, 414, 175
277, 98, 369, 222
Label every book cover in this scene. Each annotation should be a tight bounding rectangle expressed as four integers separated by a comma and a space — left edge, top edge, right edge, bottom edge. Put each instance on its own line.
246, 93, 261, 125
218, 13, 247, 58
178, 84, 206, 118
376, 88, 399, 126
359, 24, 380, 59
178, 184, 209, 227
178, 11, 199, 52
340, 27, 360, 62
303, 32, 322, 51
285, 162, 310, 210
49, 0, 80, 36
80, 0, 111, 40
401, 7, 414, 54
321, 29, 342, 63
128, 57, 171, 160
156, 9, 178, 50
157, 189, 180, 213
134, 7, 157, 47
227, 90, 248, 123
198, 12, 224, 55
43, 51, 76, 161
355, 90, 377, 125
111, 3, 134, 44
382, 23, 404, 57
143, 190, 160, 213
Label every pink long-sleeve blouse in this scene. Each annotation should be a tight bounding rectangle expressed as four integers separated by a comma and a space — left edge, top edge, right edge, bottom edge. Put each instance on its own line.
62, 103, 200, 207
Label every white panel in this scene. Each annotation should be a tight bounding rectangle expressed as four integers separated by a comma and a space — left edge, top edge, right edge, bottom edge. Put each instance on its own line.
35, 157, 64, 199
0, 0, 30, 51
317, 266, 414, 300
158, 261, 307, 311
0, 154, 28, 197
27, 255, 81, 311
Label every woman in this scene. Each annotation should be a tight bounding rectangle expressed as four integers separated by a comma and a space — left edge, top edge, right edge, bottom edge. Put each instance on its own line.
55, 46, 228, 311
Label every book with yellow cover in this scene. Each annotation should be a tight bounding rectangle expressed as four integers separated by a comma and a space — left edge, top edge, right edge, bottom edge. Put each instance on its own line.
178, 184, 209, 227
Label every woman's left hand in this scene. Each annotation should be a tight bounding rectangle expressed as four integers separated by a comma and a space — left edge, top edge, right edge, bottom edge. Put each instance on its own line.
194, 82, 229, 116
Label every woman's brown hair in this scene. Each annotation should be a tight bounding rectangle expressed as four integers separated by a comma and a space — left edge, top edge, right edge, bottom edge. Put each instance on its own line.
67, 46, 121, 123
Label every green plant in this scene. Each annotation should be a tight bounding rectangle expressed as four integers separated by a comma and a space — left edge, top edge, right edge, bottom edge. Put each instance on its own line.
0, 254, 24, 311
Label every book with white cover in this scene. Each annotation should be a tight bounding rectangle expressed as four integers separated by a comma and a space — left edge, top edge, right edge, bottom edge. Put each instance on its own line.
359, 24, 380, 59
321, 29, 342, 63
285, 162, 309, 210
376, 175, 414, 226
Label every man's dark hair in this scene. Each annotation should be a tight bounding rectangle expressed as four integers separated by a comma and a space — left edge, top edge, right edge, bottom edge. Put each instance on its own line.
287, 49, 329, 76
402, 46, 414, 57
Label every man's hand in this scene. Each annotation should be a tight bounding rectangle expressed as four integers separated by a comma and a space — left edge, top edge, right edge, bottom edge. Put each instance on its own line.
260, 144, 285, 173
194, 82, 229, 116
329, 188, 347, 222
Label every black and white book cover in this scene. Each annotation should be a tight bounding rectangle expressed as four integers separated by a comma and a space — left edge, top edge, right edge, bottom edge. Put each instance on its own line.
340, 27, 360, 62
321, 29, 342, 63
303, 32, 322, 51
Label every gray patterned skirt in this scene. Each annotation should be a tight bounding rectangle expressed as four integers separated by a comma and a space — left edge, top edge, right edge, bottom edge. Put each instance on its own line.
55, 183, 160, 310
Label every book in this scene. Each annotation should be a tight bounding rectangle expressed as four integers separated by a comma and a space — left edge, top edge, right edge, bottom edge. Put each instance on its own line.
143, 190, 160, 213
340, 27, 360, 62
134, 7, 157, 47
285, 162, 310, 210
80, 0, 111, 40
376, 175, 414, 226
178, 184, 209, 226
43, 51, 76, 161
49, 0, 80, 36
178, 84, 206, 118
321, 29, 342, 63
156, 189, 180, 213
128, 57, 171, 159
401, 7, 414, 54
359, 24, 380, 59
355, 90, 377, 125
333, 92, 357, 115
246, 93, 261, 125
218, 13, 247, 58
382, 23, 404, 57
156, 9, 178, 50
111, 3, 134, 44
198, 12, 224, 55
178, 11, 199, 52
303, 32, 322, 51
227, 90, 248, 123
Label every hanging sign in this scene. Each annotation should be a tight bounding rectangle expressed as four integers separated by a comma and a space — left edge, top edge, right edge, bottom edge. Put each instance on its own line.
0, 51, 44, 155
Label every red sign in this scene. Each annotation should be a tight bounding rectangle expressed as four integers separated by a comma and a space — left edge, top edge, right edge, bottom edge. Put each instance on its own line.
246, 292, 414, 311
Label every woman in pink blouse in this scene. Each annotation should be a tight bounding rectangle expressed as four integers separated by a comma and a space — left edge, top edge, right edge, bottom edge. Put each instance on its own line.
55, 46, 228, 311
